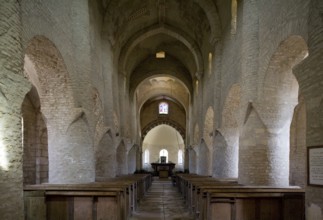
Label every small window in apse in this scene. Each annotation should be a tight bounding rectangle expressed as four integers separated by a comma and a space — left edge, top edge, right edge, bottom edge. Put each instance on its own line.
159, 102, 168, 114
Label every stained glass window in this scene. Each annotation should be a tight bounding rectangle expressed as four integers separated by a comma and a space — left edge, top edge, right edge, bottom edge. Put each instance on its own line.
159, 102, 168, 114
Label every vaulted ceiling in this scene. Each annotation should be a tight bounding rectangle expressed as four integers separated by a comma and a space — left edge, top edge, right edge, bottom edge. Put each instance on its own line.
99, 0, 223, 136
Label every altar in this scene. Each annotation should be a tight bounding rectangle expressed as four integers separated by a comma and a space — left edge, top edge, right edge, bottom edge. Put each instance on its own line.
151, 162, 176, 177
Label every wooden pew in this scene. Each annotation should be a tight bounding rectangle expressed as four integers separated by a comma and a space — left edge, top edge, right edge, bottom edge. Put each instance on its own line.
24, 182, 129, 220
24, 174, 152, 220
176, 174, 238, 217
204, 187, 305, 220
175, 174, 212, 208
176, 174, 305, 220
190, 180, 239, 218
96, 173, 152, 212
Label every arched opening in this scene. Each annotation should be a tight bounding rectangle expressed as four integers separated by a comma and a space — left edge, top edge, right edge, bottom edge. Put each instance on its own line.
239, 35, 308, 186
231, 0, 238, 35
119, 26, 204, 77
159, 149, 169, 163
261, 36, 308, 186
144, 149, 149, 164
24, 36, 95, 183
142, 125, 184, 172
22, 86, 48, 184
178, 149, 183, 165
208, 52, 213, 76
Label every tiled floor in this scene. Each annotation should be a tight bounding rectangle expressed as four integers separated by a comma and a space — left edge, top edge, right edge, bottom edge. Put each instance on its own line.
130, 177, 194, 220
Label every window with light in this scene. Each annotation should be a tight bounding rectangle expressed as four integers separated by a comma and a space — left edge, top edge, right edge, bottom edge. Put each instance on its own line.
159, 149, 168, 163
144, 149, 149, 164
178, 150, 183, 164
159, 102, 168, 114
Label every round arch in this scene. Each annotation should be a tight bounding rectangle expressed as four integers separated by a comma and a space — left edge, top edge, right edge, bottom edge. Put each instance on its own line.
119, 24, 204, 77
129, 65, 193, 99
135, 78, 190, 117
24, 35, 96, 184
259, 35, 308, 131
192, 0, 222, 43
142, 125, 185, 169
142, 118, 185, 141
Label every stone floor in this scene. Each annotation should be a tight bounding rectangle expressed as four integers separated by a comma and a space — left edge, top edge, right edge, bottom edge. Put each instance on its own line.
130, 177, 194, 220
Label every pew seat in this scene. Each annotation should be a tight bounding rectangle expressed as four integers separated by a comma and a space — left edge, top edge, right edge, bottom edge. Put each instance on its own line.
24, 174, 152, 220
176, 174, 305, 220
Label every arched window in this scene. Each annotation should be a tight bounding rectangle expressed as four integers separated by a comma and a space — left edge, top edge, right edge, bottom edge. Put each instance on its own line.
159, 102, 168, 114
159, 149, 168, 163
231, 0, 237, 35
144, 149, 149, 164
178, 149, 183, 164
195, 80, 199, 95
208, 53, 213, 76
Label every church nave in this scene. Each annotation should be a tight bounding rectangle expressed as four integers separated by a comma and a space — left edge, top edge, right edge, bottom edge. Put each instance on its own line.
130, 178, 194, 220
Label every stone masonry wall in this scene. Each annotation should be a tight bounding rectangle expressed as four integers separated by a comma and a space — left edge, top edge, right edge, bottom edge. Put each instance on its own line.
1, 0, 322, 218
22, 87, 48, 184
21, 92, 38, 184
24, 36, 95, 183
140, 99, 186, 133
0, 1, 32, 219
20, 0, 106, 183
293, 0, 323, 218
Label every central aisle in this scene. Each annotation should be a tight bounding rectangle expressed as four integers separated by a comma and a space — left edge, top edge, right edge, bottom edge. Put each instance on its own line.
130, 177, 194, 220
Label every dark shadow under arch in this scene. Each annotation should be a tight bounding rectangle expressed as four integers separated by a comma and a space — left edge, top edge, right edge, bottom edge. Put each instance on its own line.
142, 118, 185, 140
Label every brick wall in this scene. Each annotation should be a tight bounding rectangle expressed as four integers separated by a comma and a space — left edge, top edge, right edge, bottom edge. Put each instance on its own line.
140, 99, 186, 133
0, 2, 31, 219
22, 87, 48, 185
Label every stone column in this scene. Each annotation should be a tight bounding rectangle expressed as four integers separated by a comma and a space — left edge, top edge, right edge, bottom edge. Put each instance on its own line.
239, 0, 292, 186
45, 108, 95, 183
238, 0, 271, 186
239, 103, 295, 186
184, 146, 190, 172
240, 0, 259, 105
71, 0, 92, 105
0, 1, 31, 219
138, 146, 143, 171
188, 147, 197, 173
213, 130, 239, 179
